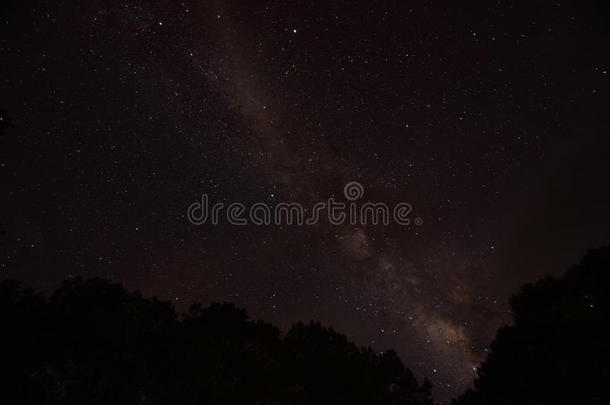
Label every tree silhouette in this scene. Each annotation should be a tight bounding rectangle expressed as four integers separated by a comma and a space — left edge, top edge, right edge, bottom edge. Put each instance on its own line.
281, 321, 433, 405
454, 246, 610, 405
0, 278, 434, 405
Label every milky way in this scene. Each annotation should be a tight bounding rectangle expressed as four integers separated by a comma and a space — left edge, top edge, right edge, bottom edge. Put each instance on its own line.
2, 1, 610, 402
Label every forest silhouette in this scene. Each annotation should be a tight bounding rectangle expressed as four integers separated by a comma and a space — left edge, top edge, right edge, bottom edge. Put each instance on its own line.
454, 246, 610, 405
1, 247, 609, 404
0, 277, 434, 405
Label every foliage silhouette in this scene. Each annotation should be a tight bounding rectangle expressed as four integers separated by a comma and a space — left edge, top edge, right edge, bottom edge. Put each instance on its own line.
454, 246, 610, 405
0, 278, 434, 405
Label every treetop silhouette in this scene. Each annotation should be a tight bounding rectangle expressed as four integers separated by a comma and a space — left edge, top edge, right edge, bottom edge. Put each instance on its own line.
454, 246, 610, 405
0, 277, 434, 405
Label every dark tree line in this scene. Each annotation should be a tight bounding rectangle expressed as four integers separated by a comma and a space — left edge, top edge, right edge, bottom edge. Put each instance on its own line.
2, 246, 609, 404
454, 246, 610, 405
0, 278, 434, 405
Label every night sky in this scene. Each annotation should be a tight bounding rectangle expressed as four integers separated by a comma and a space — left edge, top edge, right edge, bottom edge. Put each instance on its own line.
2, 0, 610, 402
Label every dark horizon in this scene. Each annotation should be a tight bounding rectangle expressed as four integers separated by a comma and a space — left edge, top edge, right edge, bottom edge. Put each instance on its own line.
2, 246, 610, 404
1, 1, 610, 403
